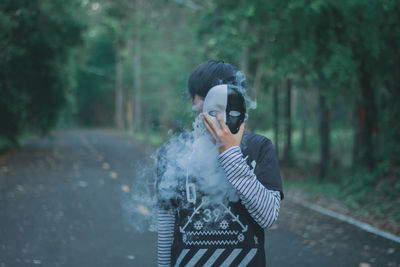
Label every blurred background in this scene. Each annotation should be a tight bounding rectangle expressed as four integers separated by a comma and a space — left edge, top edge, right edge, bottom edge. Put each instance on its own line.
1, 0, 399, 266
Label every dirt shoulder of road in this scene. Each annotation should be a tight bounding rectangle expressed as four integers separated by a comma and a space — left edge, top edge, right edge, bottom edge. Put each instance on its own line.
283, 180, 400, 237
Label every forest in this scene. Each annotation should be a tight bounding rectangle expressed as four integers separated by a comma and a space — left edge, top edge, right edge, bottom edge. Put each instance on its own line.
1, 0, 399, 225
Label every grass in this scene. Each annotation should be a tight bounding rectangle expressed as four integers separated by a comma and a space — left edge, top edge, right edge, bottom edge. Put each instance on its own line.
282, 168, 400, 234
256, 127, 399, 233
284, 179, 342, 201
127, 130, 165, 147
0, 131, 35, 153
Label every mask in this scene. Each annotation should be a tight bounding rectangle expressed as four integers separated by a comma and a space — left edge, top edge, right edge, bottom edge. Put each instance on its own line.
202, 84, 246, 134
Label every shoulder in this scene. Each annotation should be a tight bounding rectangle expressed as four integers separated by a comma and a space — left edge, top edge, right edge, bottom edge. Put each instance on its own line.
157, 131, 193, 156
241, 131, 278, 167
241, 131, 274, 152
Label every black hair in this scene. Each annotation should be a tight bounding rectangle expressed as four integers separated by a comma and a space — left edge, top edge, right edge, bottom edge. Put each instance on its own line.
187, 60, 246, 99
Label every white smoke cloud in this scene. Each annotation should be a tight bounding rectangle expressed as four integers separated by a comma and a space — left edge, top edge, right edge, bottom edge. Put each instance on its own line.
122, 69, 257, 233
122, 115, 239, 232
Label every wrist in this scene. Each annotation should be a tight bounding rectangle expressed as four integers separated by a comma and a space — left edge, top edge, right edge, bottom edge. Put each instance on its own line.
218, 145, 240, 155
219, 144, 235, 154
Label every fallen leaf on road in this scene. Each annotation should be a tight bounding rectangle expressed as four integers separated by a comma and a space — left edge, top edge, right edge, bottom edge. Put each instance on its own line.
359, 263, 371, 267
102, 162, 110, 170
16, 185, 24, 192
78, 181, 88, 188
121, 185, 130, 193
137, 204, 150, 215
126, 255, 135, 260
387, 248, 395, 254
1, 166, 8, 174
73, 163, 79, 170
110, 171, 118, 179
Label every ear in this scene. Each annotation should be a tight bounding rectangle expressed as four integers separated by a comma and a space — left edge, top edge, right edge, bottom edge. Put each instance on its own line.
193, 94, 205, 104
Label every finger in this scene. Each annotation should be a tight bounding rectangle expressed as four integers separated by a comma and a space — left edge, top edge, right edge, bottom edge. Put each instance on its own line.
236, 123, 245, 140
216, 112, 230, 132
202, 115, 218, 140
205, 121, 218, 144
203, 113, 220, 134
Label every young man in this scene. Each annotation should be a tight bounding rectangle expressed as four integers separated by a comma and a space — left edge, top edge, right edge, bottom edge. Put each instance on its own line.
157, 60, 283, 267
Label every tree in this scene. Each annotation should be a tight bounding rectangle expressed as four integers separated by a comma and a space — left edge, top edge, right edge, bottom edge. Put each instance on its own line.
0, 0, 86, 143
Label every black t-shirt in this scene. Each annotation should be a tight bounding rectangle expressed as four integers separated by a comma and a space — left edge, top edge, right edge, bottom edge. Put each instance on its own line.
157, 131, 283, 267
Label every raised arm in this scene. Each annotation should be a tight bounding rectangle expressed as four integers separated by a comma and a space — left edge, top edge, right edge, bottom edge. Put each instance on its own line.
218, 146, 281, 228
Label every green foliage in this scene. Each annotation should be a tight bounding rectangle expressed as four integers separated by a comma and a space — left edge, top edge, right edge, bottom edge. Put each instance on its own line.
0, 0, 86, 143
2, 0, 398, 213
200, 0, 399, 177
75, 27, 116, 126
130, 131, 164, 147
73, 0, 205, 132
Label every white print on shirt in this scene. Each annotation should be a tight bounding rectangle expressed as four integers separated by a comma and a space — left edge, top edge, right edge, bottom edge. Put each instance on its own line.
180, 181, 248, 246
185, 168, 196, 204
242, 155, 256, 171
251, 160, 256, 170
254, 236, 259, 245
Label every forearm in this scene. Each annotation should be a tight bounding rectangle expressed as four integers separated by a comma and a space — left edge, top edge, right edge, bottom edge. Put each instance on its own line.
219, 146, 281, 228
157, 208, 175, 267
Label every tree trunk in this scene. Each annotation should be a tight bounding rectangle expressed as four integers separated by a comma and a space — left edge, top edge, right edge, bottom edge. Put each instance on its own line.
318, 89, 330, 180
300, 87, 307, 149
240, 44, 248, 78
273, 85, 279, 157
239, 0, 248, 76
353, 70, 377, 172
253, 45, 265, 99
352, 102, 361, 170
133, 37, 142, 132
114, 44, 124, 130
126, 91, 133, 132
284, 78, 292, 164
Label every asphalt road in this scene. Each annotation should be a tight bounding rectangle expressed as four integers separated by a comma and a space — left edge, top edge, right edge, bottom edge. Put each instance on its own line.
0, 129, 399, 267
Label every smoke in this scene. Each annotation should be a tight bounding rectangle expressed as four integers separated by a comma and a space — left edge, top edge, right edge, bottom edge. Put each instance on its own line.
122, 115, 239, 233
121, 163, 158, 232
219, 70, 258, 121
233, 70, 258, 113
122, 69, 256, 233
158, 115, 239, 204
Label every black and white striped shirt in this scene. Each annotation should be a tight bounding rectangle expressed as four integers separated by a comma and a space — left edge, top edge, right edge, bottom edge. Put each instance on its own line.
158, 133, 283, 267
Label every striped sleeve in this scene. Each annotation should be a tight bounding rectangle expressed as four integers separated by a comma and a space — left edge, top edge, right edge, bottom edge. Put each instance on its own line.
218, 146, 281, 229
157, 208, 175, 267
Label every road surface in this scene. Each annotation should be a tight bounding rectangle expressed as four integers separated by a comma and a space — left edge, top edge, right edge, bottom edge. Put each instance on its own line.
0, 129, 398, 267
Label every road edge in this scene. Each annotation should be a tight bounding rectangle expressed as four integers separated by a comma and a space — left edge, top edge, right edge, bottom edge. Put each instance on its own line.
291, 199, 400, 244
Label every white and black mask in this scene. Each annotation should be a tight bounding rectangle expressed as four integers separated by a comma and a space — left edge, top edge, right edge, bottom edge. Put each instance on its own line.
203, 84, 246, 134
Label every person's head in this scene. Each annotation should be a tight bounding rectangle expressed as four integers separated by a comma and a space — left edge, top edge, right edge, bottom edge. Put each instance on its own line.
188, 60, 246, 114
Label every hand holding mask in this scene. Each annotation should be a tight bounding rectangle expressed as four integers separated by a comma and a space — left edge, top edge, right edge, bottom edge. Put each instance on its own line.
202, 84, 246, 153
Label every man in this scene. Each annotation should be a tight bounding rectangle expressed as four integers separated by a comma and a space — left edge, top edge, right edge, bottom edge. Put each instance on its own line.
157, 60, 283, 266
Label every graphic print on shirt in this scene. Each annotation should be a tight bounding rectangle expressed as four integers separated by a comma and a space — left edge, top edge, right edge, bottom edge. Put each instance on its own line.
177, 168, 249, 247
172, 173, 263, 267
